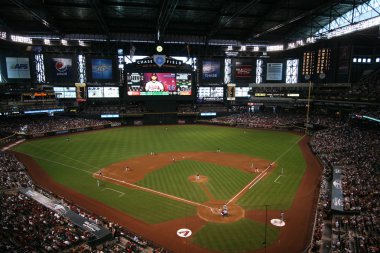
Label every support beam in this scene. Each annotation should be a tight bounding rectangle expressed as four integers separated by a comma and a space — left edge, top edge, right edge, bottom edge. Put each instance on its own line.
9, 0, 60, 34
209, 0, 261, 37
89, 0, 110, 35
247, 0, 349, 40
156, 0, 179, 38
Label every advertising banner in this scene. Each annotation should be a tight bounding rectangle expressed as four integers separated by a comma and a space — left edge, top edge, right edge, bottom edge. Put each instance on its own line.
92, 59, 112, 79
266, 63, 283, 81
20, 188, 111, 239
331, 166, 344, 212
202, 60, 221, 81
235, 65, 252, 78
6, 57, 31, 79
51, 58, 73, 81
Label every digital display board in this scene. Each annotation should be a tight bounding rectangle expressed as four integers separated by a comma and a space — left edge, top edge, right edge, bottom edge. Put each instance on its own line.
87, 87, 119, 98
235, 87, 251, 97
235, 65, 253, 78
201, 60, 222, 81
91, 59, 113, 79
104, 87, 119, 98
6, 57, 31, 79
53, 87, 76, 98
197, 87, 224, 101
266, 63, 283, 81
88, 87, 104, 98
127, 72, 192, 96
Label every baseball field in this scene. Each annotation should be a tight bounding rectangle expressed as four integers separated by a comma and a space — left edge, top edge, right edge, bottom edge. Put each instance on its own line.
11, 125, 322, 253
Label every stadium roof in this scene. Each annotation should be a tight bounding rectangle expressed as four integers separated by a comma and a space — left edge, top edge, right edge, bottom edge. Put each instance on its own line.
0, 0, 377, 50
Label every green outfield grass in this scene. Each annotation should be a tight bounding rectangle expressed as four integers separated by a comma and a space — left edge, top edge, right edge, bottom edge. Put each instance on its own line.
193, 218, 280, 253
12, 125, 306, 253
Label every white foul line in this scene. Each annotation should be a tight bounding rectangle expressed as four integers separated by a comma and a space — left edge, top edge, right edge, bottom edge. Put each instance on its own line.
226, 134, 305, 205
273, 135, 306, 164
249, 172, 267, 189
17, 151, 211, 208
274, 175, 283, 184
101, 187, 125, 197
226, 169, 268, 205
20, 153, 94, 175
100, 175, 210, 208
24, 142, 100, 170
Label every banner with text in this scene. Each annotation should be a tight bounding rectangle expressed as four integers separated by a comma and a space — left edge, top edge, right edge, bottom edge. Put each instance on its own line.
20, 188, 111, 239
331, 166, 344, 212
51, 57, 73, 82
6, 57, 31, 79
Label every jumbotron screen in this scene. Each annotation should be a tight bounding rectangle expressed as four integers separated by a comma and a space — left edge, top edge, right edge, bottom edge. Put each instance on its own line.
127, 72, 192, 96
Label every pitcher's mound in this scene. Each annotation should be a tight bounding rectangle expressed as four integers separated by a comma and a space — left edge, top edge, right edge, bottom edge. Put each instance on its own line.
198, 200, 245, 223
188, 175, 208, 183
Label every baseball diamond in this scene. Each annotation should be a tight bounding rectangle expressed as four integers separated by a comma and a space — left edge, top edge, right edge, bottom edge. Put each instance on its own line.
11, 125, 322, 253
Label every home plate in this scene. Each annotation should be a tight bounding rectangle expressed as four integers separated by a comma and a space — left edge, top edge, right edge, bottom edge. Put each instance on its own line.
270, 219, 286, 227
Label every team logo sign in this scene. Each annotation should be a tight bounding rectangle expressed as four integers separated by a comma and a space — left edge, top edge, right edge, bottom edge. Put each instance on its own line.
176, 228, 192, 238
153, 54, 166, 67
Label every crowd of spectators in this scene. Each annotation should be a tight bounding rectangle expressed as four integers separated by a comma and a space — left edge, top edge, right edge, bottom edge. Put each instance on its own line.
207, 112, 306, 129
344, 68, 380, 102
309, 117, 380, 253
0, 116, 114, 135
0, 152, 33, 190
1, 192, 96, 252
0, 151, 169, 253
1, 111, 379, 253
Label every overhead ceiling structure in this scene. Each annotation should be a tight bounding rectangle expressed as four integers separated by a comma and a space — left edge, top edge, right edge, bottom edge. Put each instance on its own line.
0, 0, 377, 51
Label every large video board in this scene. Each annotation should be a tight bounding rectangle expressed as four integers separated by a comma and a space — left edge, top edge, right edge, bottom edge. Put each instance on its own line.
127, 72, 192, 96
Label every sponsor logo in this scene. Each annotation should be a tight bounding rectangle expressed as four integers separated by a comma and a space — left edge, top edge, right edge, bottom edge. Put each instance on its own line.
55, 61, 68, 73
137, 59, 153, 65
95, 64, 111, 73
11, 64, 28, 70
176, 228, 192, 238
